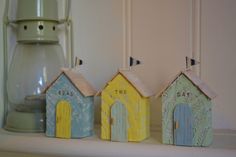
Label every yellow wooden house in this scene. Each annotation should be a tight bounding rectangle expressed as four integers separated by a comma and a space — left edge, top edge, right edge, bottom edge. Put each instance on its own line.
100, 70, 154, 142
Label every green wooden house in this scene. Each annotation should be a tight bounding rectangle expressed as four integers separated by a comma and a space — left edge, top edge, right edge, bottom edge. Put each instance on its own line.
156, 70, 216, 147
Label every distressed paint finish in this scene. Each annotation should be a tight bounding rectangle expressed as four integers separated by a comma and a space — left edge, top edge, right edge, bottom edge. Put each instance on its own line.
101, 74, 150, 142
174, 104, 193, 146
46, 74, 94, 138
56, 100, 71, 139
162, 74, 212, 146
111, 101, 128, 142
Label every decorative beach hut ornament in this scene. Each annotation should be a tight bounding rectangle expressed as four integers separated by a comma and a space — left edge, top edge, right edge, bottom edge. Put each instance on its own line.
45, 68, 96, 139
99, 69, 154, 142
156, 70, 216, 146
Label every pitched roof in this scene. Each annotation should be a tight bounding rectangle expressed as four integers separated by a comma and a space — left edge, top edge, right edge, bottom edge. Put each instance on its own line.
46, 68, 96, 97
156, 70, 217, 99
98, 70, 154, 97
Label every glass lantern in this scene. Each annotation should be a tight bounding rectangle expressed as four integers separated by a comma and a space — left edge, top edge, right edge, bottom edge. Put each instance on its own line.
4, 0, 69, 132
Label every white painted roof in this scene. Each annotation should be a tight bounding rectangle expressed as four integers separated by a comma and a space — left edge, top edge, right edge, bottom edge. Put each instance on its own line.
98, 70, 154, 98
156, 70, 217, 99
46, 68, 96, 97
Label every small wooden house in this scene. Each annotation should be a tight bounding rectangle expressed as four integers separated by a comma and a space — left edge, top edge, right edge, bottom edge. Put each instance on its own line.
156, 70, 216, 146
100, 70, 154, 142
45, 68, 96, 139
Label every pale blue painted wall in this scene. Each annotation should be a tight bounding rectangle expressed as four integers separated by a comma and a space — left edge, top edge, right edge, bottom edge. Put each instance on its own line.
46, 74, 94, 138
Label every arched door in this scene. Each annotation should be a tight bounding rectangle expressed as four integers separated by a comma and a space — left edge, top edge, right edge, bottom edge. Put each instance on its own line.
174, 104, 193, 146
56, 100, 71, 138
111, 101, 128, 142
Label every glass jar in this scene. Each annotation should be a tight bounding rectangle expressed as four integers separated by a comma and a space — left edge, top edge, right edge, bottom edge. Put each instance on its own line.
5, 43, 65, 132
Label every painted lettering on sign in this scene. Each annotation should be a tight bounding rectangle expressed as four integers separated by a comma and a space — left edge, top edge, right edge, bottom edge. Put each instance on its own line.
58, 90, 74, 96
177, 91, 192, 98
115, 89, 127, 95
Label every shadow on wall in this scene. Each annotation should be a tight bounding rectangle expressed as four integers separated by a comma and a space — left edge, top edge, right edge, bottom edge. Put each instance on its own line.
150, 97, 162, 132
94, 97, 101, 125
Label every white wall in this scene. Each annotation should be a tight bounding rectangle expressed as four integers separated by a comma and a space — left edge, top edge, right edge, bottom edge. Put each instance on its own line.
71, 0, 124, 90
0, 0, 236, 130
201, 0, 236, 129
71, 0, 124, 123
131, 0, 192, 128
71, 0, 236, 130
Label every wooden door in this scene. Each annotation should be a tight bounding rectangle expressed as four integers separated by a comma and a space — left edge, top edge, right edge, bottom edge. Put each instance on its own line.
174, 104, 193, 146
111, 101, 128, 142
56, 100, 71, 139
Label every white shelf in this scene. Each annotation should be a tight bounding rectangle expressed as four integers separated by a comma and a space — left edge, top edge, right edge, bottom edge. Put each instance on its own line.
0, 126, 236, 157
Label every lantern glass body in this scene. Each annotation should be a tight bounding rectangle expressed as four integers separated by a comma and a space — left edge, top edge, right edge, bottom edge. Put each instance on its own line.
5, 43, 65, 132
4, 0, 70, 132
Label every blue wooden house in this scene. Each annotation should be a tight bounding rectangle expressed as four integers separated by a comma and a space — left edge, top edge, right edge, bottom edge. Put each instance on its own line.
45, 68, 96, 139
156, 70, 217, 147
